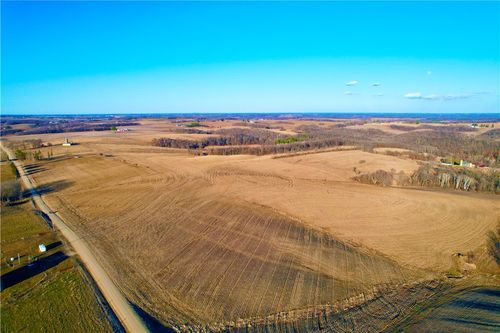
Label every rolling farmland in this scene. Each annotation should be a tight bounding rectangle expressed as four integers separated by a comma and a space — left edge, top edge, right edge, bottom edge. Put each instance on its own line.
3, 1, 499, 331
4, 117, 499, 331
0, 162, 114, 333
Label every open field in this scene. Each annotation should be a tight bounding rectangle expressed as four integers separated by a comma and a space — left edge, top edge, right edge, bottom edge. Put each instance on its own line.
1, 255, 113, 333
0, 203, 59, 274
1, 162, 17, 183
2, 0, 499, 331
2, 116, 499, 331
386, 273, 500, 333
404, 287, 500, 332
0, 201, 113, 332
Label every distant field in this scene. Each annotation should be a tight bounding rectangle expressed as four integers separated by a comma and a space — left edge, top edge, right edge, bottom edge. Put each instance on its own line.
0, 162, 112, 333
3, 117, 499, 331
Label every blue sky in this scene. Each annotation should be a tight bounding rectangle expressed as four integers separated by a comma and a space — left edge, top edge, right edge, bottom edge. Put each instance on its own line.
1, 1, 499, 114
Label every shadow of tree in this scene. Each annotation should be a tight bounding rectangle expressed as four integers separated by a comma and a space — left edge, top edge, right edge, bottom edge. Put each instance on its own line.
23, 180, 74, 198
46, 241, 62, 251
131, 303, 176, 332
22, 164, 47, 176
0, 251, 68, 290
33, 210, 53, 229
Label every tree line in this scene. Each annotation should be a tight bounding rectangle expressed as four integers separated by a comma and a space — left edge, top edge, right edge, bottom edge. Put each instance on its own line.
154, 123, 499, 165
354, 164, 499, 193
152, 128, 281, 150
1, 119, 139, 136
294, 125, 499, 167
152, 127, 345, 155
204, 138, 345, 155
1, 162, 22, 204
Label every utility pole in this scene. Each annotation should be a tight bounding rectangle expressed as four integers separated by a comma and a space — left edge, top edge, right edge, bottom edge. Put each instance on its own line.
17, 253, 20, 265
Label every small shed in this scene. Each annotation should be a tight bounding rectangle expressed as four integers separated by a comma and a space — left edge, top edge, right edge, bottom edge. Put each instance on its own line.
459, 160, 475, 168
38, 244, 47, 253
62, 138, 73, 147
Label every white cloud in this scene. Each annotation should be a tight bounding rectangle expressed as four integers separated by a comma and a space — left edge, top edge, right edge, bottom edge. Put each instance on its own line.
344, 91, 352, 95
371, 83, 381, 87
405, 92, 472, 101
346, 80, 358, 86
404, 92, 422, 99
443, 93, 471, 100
422, 94, 440, 100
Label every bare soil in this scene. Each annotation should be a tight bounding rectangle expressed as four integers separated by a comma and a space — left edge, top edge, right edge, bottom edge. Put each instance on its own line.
6, 118, 499, 330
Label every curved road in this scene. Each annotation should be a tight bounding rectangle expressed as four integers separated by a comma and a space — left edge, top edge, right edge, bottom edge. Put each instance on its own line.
1, 145, 149, 333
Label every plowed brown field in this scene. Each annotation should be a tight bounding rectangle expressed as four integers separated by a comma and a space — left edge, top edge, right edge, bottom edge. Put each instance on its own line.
10, 119, 498, 330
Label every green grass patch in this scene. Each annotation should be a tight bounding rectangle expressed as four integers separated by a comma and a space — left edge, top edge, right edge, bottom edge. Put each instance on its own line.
1, 203, 58, 274
1, 260, 112, 333
1, 202, 112, 332
0, 151, 9, 162
1, 162, 18, 182
275, 134, 309, 145
185, 121, 202, 127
